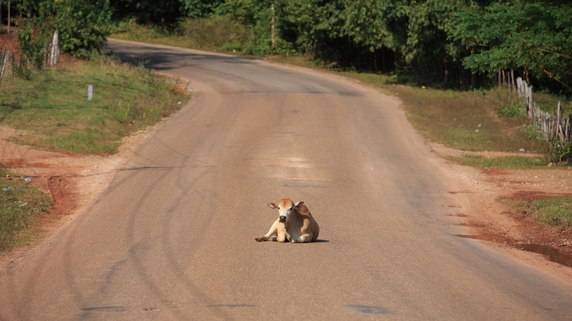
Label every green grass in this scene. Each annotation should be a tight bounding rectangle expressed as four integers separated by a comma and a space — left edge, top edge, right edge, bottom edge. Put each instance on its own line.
502, 198, 572, 227
0, 168, 52, 254
446, 155, 553, 169
0, 56, 190, 154
393, 87, 550, 154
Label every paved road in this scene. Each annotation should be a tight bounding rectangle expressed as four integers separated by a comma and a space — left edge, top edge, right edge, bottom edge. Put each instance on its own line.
1, 39, 571, 320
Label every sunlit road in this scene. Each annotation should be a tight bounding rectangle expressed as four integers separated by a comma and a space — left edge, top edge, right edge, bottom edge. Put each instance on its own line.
1, 39, 571, 320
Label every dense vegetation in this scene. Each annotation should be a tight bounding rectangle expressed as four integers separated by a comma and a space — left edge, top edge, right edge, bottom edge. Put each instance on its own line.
2, 0, 570, 93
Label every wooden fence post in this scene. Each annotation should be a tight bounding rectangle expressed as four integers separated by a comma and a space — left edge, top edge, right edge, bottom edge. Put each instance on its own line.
0, 45, 5, 76
556, 101, 561, 141
51, 28, 59, 65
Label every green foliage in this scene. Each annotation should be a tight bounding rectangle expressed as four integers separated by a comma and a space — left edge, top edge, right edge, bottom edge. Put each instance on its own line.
16, 25, 46, 70
457, 1, 572, 92
550, 136, 572, 164
180, 0, 227, 18
534, 198, 572, 227
110, 0, 183, 24
15, 0, 112, 56
176, 15, 253, 52
13, 64, 32, 80
498, 103, 525, 118
524, 124, 546, 141
502, 197, 572, 228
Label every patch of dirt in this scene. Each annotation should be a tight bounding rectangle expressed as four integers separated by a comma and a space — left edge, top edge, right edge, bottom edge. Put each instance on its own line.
0, 116, 171, 271
0, 30, 19, 56
430, 141, 572, 283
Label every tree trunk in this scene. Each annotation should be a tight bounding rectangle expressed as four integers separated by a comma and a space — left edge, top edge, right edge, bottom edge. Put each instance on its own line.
7, 1, 10, 33
382, 47, 387, 72
444, 56, 448, 84
458, 61, 463, 89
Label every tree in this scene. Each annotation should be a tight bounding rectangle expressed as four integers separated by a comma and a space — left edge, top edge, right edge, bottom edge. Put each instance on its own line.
180, 0, 227, 18
110, 0, 183, 25
457, 0, 572, 92
13, 0, 112, 59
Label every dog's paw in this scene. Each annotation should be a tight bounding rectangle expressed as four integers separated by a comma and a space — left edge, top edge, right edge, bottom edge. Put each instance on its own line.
255, 237, 264, 242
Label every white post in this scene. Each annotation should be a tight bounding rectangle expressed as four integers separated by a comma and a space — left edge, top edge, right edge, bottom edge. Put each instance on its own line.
51, 28, 59, 65
0, 45, 5, 78
557, 101, 561, 140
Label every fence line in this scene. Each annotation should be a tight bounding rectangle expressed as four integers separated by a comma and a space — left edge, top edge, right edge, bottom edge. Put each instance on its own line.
0, 29, 59, 85
517, 77, 571, 162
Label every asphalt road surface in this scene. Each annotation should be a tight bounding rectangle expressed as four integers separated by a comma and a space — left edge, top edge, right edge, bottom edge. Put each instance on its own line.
1, 39, 571, 320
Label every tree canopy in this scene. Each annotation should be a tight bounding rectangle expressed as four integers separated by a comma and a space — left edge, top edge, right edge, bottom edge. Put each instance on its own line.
457, 0, 572, 91
5, 0, 570, 92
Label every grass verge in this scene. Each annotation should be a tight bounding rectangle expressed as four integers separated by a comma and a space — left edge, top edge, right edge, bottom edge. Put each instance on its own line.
446, 155, 552, 169
0, 55, 190, 154
502, 198, 572, 227
0, 169, 52, 254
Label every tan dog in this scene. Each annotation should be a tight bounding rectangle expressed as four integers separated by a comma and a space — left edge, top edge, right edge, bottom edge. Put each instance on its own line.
255, 199, 319, 243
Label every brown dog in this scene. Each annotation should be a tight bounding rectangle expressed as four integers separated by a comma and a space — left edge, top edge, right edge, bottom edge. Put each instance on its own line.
255, 199, 319, 243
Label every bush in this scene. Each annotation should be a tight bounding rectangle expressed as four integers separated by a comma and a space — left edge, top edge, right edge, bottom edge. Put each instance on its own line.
176, 15, 253, 51
498, 103, 524, 118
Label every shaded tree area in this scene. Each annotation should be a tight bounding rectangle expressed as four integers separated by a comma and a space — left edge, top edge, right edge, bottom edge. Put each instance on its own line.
4, 0, 570, 93
5, 0, 112, 56
457, 0, 572, 93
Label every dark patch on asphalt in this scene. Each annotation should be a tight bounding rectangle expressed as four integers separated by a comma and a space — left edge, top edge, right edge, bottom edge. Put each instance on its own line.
206, 304, 256, 308
343, 304, 395, 315
81, 306, 126, 312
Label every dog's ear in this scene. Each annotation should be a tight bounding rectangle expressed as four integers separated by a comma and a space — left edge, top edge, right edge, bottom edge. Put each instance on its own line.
294, 201, 304, 208
268, 203, 278, 209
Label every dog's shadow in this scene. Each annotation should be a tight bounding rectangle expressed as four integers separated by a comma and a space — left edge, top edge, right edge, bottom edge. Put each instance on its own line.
313, 239, 329, 243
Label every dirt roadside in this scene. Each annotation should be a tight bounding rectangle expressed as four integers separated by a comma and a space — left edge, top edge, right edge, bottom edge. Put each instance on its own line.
0, 117, 170, 270
427, 141, 572, 283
